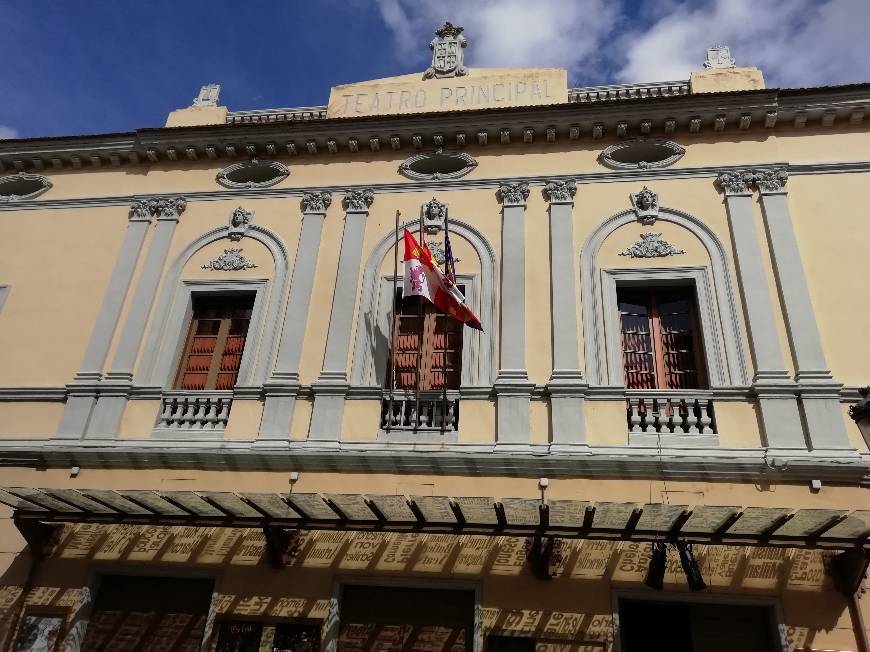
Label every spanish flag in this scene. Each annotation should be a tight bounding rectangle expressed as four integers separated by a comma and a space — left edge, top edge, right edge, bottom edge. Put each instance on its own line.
402, 229, 483, 331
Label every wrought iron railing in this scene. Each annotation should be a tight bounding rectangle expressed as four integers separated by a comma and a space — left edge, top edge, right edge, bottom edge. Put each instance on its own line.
156, 392, 233, 431
569, 80, 689, 103
380, 391, 459, 432
626, 392, 715, 435
226, 106, 327, 124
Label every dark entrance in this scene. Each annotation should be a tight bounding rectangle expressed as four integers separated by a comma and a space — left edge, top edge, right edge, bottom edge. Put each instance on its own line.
338, 585, 475, 652
619, 599, 777, 652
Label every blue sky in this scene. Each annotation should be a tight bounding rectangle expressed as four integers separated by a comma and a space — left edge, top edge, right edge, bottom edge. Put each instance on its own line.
1, 0, 868, 139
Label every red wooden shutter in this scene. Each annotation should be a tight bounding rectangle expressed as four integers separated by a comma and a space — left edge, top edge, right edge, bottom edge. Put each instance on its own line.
175, 295, 254, 391
619, 291, 657, 389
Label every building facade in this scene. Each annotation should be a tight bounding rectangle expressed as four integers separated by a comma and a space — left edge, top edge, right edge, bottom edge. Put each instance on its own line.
0, 30, 868, 652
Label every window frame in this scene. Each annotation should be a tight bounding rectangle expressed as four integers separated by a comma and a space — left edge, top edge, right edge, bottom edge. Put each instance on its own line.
601, 267, 726, 388
153, 279, 269, 390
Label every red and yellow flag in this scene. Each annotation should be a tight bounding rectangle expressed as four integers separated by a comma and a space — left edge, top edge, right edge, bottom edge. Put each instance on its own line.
402, 229, 482, 331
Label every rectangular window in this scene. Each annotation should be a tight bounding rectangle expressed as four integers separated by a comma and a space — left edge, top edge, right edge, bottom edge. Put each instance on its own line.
618, 286, 707, 390
174, 294, 255, 390
390, 289, 463, 391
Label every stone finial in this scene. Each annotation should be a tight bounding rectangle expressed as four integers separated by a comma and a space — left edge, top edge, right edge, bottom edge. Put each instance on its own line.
543, 180, 577, 204
497, 182, 530, 207
630, 186, 659, 225
716, 169, 754, 195
228, 206, 253, 241
422, 197, 447, 233
129, 199, 152, 222
301, 191, 332, 213
753, 167, 788, 194
343, 189, 374, 212
192, 83, 221, 107
150, 197, 187, 221
704, 45, 736, 69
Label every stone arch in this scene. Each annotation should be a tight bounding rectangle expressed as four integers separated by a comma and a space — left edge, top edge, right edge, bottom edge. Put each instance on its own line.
580, 207, 749, 386
138, 223, 289, 387
351, 218, 497, 388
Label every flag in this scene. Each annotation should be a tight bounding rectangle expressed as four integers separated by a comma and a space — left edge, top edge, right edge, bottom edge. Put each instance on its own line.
402, 229, 483, 330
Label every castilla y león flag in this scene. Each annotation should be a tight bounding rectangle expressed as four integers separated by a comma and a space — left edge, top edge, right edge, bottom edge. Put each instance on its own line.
402, 229, 483, 330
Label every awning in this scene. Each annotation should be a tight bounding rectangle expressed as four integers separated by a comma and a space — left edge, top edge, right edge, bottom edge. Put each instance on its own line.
1, 487, 867, 561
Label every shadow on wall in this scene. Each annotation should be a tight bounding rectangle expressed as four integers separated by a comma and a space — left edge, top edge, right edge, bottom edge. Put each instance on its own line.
0, 523, 848, 651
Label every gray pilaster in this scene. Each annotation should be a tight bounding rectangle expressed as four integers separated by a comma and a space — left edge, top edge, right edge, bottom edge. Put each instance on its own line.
754, 168, 852, 450
716, 171, 804, 450
542, 180, 587, 446
56, 201, 152, 439
259, 192, 331, 441
308, 189, 373, 441
494, 182, 534, 445
87, 197, 186, 438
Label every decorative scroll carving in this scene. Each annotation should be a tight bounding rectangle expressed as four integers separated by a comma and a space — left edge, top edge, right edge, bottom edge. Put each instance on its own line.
202, 248, 257, 271
343, 189, 374, 212
619, 233, 685, 258
228, 206, 253, 241
426, 240, 460, 266
716, 169, 753, 195
301, 191, 332, 213
423, 22, 467, 80
542, 179, 577, 204
630, 186, 659, 225
151, 197, 187, 221
422, 197, 447, 233
497, 182, 530, 207
753, 167, 788, 193
704, 45, 736, 69
192, 83, 221, 107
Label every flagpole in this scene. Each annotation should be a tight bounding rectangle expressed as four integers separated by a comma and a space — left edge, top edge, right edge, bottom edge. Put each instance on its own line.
386, 210, 400, 432
440, 207, 450, 436
414, 213, 425, 431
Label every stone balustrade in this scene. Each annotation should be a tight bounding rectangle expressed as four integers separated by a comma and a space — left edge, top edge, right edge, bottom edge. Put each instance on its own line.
627, 392, 716, 435
156, 392, 233, 431
380, 391, 459, 432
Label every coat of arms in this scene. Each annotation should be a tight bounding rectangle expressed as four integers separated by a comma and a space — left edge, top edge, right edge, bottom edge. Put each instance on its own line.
704, 45, 736, 69
423, 22, 468, 80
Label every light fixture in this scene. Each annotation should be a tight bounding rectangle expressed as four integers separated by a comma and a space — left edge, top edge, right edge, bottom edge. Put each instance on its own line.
644, 541, 667, 590
676, 541, 707, 592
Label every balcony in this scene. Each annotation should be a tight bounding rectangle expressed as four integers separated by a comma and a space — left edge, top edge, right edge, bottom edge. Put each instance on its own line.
155, 391, 233, 434
380, 391, 459, 436
626, 391, 718, 447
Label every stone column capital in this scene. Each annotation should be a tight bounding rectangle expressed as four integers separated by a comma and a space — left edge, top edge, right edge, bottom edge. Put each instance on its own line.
150, 196, 187, 221
752, 167, 788, 194
343, 188, 374, 212
542, 179, 576, 205
302, 191, 332, 214
716, 169, 754, 196
497, 181, 530, 207
129, 199, 153, 222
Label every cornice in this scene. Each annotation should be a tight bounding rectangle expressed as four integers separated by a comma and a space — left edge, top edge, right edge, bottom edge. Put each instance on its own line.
1, 85, 867, 173
4, 160, 870, 212
0, 439, 865, 485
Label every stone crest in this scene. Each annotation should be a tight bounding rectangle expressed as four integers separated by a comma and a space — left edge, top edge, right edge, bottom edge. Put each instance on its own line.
423, 22, 468, 80
704, 45, 736, 69
619, 233, 685, 259
192, 83, 221, 107
202, 248, 257, 271
422, 197, 447, 233
228, 206, 253, 241
426, 240, 461, 266
630, 187, 659, 225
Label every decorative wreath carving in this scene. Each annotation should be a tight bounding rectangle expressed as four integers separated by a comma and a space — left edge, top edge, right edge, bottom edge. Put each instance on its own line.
599, 138, 685, 170
0, 173, 52, 201
399, 150, 477, 181
215, 159, 289, 189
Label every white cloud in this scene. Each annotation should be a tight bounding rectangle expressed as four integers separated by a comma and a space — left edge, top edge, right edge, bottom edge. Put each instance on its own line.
0, 125, 19, 140
616, 0, 870, 87
374, 0, 870, 89
374, 0, 622, 82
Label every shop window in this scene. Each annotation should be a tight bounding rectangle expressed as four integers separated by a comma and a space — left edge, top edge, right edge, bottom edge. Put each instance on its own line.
80, 575, 213, 651
619, 599, 777, 652
215, 620, 321, 652
618, 285, 707, 390
390, 288, 464, 391
174, 294, 255, 390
